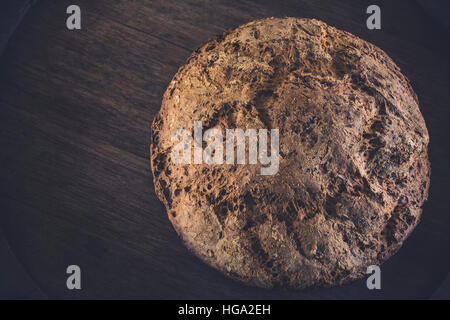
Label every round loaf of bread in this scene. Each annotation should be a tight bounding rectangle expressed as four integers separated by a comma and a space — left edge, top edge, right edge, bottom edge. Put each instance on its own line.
150, 17, 430, 288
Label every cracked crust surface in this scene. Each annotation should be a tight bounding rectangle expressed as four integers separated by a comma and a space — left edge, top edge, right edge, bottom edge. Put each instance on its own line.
150, 18, 430, 288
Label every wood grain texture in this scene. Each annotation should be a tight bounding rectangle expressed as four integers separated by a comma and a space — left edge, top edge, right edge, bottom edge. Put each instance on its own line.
0, 0, 449, 299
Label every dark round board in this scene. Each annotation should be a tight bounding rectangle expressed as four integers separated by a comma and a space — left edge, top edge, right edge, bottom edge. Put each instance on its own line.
0, 0, 449, 299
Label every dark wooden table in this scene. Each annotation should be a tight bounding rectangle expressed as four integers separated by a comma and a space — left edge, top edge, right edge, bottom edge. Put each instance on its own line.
0, 0, 449, 299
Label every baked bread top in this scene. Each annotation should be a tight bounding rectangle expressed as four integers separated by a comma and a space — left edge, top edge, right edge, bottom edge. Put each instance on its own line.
151, 17, 430, 288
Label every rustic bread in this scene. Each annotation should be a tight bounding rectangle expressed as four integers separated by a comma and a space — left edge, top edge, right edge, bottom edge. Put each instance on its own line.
150, 17, 430, 288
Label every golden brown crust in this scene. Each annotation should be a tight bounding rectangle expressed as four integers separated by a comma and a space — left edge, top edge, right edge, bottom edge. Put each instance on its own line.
150, 17, 430, 288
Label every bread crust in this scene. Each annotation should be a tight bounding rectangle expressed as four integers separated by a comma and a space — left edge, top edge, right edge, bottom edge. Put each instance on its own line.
150, 18, 430, 289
